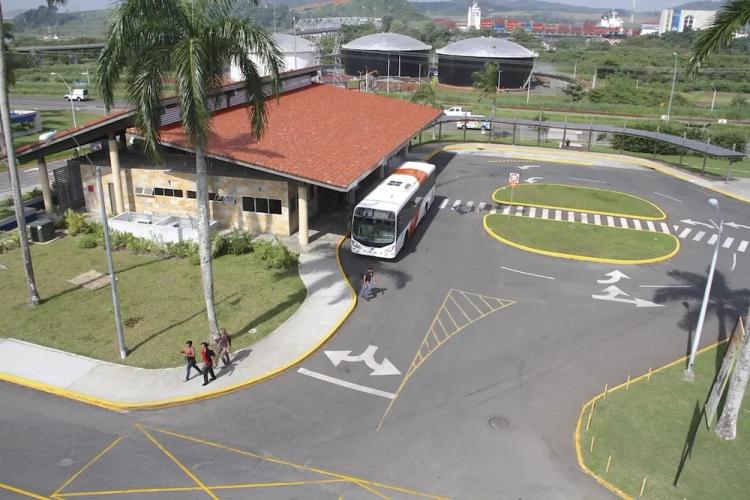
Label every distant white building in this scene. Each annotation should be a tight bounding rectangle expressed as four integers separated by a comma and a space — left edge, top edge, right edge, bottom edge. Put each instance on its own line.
467, 1, 481, 31
658, 9, 716, 34
640, 23, 660, 36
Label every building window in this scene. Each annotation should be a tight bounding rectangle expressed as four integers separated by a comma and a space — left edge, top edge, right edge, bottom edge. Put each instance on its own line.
269, 199, 282, 215
187, 191, 196, 199
242, 196, 282, 215
153, 187, 183, 198
242, 197, 255, 212
683, 15, 694, 31
255, 198, 269, 213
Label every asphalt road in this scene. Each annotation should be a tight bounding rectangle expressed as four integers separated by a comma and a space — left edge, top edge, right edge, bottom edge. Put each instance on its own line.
1, 151, 749, 499
0, 159, 67, 200
10, 96, 127, 113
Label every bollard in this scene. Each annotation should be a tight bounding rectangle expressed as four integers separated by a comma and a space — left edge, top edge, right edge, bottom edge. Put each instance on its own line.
603, 384, 608, 400
626, 375, 631, 390
606, 455, 612, 473
647, 368, 652, 382
640, 477, 647, 497
590, 436, 596, 452
586, 400, 596, 431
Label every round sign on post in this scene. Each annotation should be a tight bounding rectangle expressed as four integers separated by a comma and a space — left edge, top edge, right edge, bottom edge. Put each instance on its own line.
509, 172, 520, 186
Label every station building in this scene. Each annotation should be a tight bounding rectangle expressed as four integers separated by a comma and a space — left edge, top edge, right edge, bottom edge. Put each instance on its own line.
15, 67, 442, 244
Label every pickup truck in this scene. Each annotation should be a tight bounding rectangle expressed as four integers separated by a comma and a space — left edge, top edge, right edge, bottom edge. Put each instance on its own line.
443, 106, 471, 117
64, 88, 90, 101
456, 117, 492, 131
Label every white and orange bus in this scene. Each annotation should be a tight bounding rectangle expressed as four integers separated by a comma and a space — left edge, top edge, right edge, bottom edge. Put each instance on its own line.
351, 161, 436, 259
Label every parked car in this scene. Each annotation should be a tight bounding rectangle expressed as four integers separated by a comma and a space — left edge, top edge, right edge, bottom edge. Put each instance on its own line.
443, 106, 471, 117
64, 88, 89, 101
456, 117, 491, 131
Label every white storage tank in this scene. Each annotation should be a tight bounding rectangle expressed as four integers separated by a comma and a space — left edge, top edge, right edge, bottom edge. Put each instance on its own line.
229, 33, 317, 81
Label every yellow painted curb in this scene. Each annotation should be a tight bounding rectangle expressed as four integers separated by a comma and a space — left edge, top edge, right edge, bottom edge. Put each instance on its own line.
0, 235, 358, 412
483, 214, 680, 265
574, 339, 728, 499
491, 183, 666, 221
440, 143, 750, 206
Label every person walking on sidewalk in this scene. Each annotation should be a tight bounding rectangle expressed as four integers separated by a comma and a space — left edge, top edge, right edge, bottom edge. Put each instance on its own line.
360, 266, 375, 300
180, 340, 203, 382
200, 342, 217, 386
217, 328, 232, 367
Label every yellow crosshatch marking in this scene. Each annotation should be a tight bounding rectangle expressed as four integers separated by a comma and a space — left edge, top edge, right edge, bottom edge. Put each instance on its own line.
377, 289, 516, 430
51, 424, 446, 499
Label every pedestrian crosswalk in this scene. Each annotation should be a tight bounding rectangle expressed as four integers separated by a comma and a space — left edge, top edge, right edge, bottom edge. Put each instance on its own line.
436, 195, 749, 254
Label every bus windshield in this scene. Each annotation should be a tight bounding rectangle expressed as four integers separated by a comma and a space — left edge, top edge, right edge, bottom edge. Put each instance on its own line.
352, 208, 396, 247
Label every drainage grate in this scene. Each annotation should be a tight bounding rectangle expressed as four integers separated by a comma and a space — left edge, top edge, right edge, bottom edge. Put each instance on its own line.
489, 416, 510, 431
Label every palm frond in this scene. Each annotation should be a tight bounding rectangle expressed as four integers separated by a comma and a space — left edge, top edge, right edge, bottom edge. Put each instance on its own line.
126, 48, 171, 161
691, 0, 750, 72
174, 36, 211, 147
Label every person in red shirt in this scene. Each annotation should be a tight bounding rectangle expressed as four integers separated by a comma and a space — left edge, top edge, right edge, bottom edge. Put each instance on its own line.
200, 342, 217, 386
180, 340, 203, 382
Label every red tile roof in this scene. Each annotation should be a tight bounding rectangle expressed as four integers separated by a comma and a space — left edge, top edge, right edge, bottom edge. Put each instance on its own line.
158, 84, 442, 190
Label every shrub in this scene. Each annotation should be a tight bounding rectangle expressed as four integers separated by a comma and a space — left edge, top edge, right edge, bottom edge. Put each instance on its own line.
253, 239, 298, 271
212, 230, 254, 258
76, 234, 98, 249
64, 209, 89, 235
0, 231, 20, 253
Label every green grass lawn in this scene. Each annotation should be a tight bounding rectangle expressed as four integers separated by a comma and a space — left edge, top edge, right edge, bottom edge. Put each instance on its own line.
485, 215, 678, 262
580, 342, 750, 499
0, 237, 306, 368
492, 184, 665, 220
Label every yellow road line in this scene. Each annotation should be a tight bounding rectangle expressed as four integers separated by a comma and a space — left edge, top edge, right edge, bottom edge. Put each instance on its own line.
0, 482, 49, 500
59, 480, 349, 497
0, 234, 358, 412
460, 291, 485, 316
377, 290, 515, 431
483, 214, 681, 265
352, 481, 390, 499
143, 426, 445, 499
442, 305, 460, 331
51, 436, 124, 497
491, 183, 667, 221
448, 294, 473, 323
135, 424, 217, 500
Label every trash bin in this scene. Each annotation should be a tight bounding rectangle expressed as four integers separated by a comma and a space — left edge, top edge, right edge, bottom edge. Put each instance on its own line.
28, 218, 55, 243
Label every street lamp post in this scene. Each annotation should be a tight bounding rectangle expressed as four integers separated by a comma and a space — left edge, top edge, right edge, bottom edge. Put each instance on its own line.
51, 72, 77, 128
710, 87, 717, 111
685, 198, 723, 380
95, 166, 127, 360
667, 52, 678, 120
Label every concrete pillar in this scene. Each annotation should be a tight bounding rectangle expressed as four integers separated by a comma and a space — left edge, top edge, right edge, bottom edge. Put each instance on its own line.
118, 133, 127, 150
347, 189, 356, 205
297, 182, 308, 246
378, 164, 385, 179
37, 157, 55, 213
108, 134, 125, 214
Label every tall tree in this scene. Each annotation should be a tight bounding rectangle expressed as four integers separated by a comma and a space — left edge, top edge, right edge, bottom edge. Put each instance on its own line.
691, 0, 750, 72
0, 1, 66, 307
98, 0, 283, 338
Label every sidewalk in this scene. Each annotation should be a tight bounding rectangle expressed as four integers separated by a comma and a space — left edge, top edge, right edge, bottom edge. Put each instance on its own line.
0, 230, 355, 410
422, 142, 750, 204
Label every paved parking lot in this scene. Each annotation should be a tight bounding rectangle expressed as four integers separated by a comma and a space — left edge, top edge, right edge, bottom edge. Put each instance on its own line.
2, 149, 748, 499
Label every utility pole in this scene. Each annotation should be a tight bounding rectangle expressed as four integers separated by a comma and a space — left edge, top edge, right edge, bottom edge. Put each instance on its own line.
667, 52, 678, 120
96, 166, 127, 360
710, 87, 717, 111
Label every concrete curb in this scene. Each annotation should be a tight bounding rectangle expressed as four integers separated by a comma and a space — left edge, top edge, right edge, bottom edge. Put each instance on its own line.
0, 235, 357, 411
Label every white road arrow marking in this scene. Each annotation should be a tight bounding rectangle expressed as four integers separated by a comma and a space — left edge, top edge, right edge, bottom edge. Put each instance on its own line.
597, 270, 631, 284
519, 165, 541, 170
680, 219, 714, 229
591, 286, 664, 308
324, 345, 401, 376
525, 177, 543, 184
725, 222, 750, 230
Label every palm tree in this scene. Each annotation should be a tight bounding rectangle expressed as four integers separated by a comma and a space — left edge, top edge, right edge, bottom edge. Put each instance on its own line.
0, 2, 66, 306
98, 0, 283, 338
690, 0, 750, 72
715, 312, 750, 440
410, 79, 438, 108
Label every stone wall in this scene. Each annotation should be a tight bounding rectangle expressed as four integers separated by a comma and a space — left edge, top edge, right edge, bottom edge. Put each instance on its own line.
80, 164, 295, 235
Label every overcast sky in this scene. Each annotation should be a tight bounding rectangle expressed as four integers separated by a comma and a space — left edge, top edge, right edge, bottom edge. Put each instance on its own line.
4, 0, 724, 13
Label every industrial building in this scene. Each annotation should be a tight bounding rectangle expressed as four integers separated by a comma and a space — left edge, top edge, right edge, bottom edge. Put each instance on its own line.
658, 9, 716, 34
342, 33, 431, 79
229, 33, 318, 80
436, 37, 537, 88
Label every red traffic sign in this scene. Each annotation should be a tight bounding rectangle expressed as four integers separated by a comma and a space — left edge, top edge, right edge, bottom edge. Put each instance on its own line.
509, 172, 520, 186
